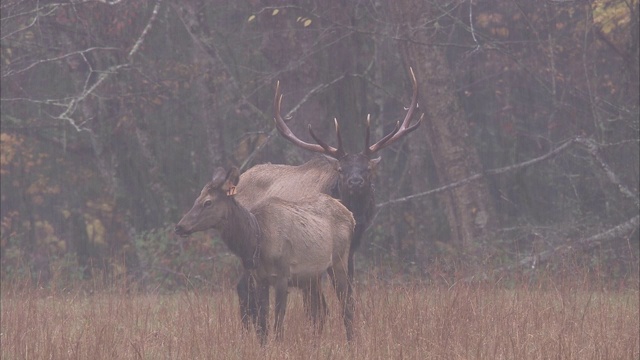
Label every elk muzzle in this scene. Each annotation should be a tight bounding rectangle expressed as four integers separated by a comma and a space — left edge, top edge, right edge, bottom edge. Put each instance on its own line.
174, 224, 191, 237
347, 176, 364, 188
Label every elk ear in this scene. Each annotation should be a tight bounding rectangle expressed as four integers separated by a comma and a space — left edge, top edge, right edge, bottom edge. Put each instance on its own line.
223, 167, 240, 196
211, 167, 228, 188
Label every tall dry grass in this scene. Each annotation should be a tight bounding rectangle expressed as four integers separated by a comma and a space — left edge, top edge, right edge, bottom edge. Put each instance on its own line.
1, 273, 638, 360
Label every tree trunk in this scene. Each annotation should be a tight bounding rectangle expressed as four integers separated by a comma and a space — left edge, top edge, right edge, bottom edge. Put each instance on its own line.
175, 0, 225, 167
389, 1, 496, 252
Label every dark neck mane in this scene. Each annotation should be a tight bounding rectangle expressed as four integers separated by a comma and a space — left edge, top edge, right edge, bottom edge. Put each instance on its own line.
340, 185, 375, 223
340, 185, 375, 251
220, 201, 261, 269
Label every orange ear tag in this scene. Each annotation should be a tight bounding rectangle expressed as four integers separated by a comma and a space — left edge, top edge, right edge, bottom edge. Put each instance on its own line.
227, 186, 237, 196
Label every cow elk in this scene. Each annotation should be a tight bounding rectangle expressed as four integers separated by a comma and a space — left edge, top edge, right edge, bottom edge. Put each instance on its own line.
175, 167, 356, 343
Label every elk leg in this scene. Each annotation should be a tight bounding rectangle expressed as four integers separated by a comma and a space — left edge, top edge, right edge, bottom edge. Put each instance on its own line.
309, 278, 328, 333
236, 271, 258, 331
302, 278, 327, 334
273, 277, 289, 341
255, 280, 270, 345
329, 265, 355, 342
347, 251, 355, 282
301, 281, 313, 319
347, 225, 365, 280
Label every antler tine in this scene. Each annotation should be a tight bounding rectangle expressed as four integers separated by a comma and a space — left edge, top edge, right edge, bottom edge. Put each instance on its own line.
334, 118, 346, 158
367, 120, 402, 155
401, 67, 420, 129
308, 121, 343, 158
273, 81, 342, 158
367, 67, 423, 154
364, 113, 401, 154
364, 114, 371, 150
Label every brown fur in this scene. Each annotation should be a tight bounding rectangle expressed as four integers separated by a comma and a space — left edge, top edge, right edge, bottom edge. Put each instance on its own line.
175, 167, 355, 343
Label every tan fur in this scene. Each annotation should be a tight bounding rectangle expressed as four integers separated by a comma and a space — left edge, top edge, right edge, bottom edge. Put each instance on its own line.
252, 195, 353, 284
235, 157, 339, 211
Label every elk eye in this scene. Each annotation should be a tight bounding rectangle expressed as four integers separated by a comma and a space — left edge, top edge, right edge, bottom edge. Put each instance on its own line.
203, 200, 212, 208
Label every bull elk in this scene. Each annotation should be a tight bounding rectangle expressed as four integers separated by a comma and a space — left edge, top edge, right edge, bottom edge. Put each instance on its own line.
273, 67, 423, 277
234, 68, 423, 337
175, 167, 356, 343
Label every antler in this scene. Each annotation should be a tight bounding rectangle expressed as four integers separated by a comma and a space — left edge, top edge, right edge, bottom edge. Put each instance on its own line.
274, 68, 422, 159
273, 81, 345, 159
365, 67, 424, 155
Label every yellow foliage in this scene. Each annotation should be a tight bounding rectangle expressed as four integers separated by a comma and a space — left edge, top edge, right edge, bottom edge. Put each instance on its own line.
492, 27, 509, 38
297, 17, 313, 27
86, 218, 106, 245
34, 221, 62, 251
26, 175, 61, 197
476, 12, 503, 28
86, 199, 114, 213
32, 195, 45, 206
593, 0, 637, 35
0, 133, 23, 174
1, 211, 18, 238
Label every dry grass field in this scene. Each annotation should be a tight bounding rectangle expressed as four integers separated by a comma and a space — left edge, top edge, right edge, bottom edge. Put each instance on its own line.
1, 273, 638, 360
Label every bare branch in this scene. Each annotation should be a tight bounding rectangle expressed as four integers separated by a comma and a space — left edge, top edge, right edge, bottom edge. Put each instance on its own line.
1, 1, 123, 24
128, 0, 161, 59
1, 3, 59, 23
48, 0, 163, 132
378, 135, 639, 210
377, 137, 577, 208
575, 137, 640, 208
0, 5, 49, 42
1, 47, 119, 78
97, 0, 125, 4
54, 63, 130, 132
468, 215, 640, 282
283, 75, 347, 119
468, 0, 480, 53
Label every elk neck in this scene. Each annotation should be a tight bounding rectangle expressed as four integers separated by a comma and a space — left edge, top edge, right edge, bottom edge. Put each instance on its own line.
220, 201, 262, 269
339, 184, 376, 225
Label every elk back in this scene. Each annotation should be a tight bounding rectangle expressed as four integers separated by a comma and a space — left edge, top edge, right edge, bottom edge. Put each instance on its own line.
235, 157, 339, 211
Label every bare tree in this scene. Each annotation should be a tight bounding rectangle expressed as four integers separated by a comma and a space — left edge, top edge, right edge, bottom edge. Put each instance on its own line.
388, 1, 497, 252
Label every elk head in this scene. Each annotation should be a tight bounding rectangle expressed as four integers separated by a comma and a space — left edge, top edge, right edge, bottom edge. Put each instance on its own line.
273, 68, 424, 200
175, 167, 240, 237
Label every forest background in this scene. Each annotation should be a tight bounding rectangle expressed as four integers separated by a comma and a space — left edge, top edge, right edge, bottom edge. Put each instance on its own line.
1, 0, 638, 290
